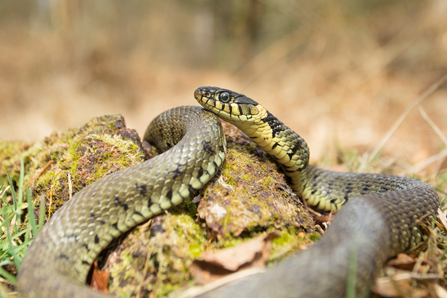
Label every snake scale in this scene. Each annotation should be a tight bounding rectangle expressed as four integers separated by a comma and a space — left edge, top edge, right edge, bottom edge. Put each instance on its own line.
17, 87, 439, 298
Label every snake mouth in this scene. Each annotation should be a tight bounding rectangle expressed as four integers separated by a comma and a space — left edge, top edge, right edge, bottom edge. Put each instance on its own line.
194, 86, 260, 121
194, 88, 221, 115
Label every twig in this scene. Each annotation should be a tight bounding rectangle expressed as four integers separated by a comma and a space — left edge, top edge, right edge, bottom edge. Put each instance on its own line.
411, 150, 447, 174
68, 173, 73, 200
418, 106, 447, 147
28, 160, 53, 188
403, 106, 447, 174
367, 74, 447, 163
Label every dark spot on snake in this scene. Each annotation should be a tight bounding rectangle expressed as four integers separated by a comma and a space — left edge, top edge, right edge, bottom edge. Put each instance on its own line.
171, 165, 186, 179
238, 104, 243, 115
272, 142, 279, 150
112, 222, 119, 230
287, 142, 301, 160
189, 184, 197, 194
344, 192, 349, 203
119, 202, 129, 211
312, 177, 318, 191
313, 200, 320, 209
330, 198, 337, 203
94, 235, 99, 244
96, 219, 106, 225
381, 187, 388, 193
202, 140, 214, 154
302, 180, 308, 190
327, 181, 334, 196
166, 189, 173, 200
134, 210, 143, 217
197, 168, 204, 178
344, 182, 353, 203
81, 243, 89, 249
82, 260, 89, 266
136, 183, 148, 196
261, 111, 283, 138
58, 254, 70, 260
361, 184, 369, 195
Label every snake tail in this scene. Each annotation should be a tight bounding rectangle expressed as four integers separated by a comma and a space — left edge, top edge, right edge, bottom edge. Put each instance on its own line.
17, 106, 226, 298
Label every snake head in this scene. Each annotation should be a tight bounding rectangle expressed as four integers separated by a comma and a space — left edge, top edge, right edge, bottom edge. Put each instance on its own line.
194, 86, 260, 121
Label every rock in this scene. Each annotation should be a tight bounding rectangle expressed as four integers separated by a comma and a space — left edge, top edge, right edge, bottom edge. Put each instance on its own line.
0, 115, 319, 298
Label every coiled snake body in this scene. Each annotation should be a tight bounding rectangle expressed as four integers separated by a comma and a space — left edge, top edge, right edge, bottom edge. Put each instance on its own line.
17, 87, 439, 298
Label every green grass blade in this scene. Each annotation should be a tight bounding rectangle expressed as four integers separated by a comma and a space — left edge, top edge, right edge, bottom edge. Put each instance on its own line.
6, 172, 16, 211
0, 266, 16, 284
3, 209, 21, 273
16, 156, 25, 229
38, 192, 45, 230
27, 190, 38, 239
0, 203, 28, 216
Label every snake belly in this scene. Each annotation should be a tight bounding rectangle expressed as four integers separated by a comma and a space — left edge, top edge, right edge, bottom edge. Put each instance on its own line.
17, 106, 226, 298
194, 86, 439, 298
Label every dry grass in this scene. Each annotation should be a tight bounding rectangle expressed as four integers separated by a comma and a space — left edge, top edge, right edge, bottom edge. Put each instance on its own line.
0, 1, 445, 172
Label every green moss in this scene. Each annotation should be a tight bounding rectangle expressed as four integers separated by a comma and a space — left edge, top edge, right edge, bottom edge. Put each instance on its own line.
309, 233, 320, 242
262, 176, 274, 185
241, 173, 250, 180
273, 230, 297, 247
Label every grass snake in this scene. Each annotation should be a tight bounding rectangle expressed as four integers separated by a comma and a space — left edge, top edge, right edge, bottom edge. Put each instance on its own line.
17, 87, 439, 298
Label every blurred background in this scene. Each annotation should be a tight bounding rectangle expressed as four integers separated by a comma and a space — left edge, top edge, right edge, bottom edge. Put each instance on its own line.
0, 0, 446, 170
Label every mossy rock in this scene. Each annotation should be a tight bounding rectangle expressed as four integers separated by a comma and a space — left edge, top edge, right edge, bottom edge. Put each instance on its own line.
102, 122, 318, 297
0, 115, 148, 217
0, 116, 318, 297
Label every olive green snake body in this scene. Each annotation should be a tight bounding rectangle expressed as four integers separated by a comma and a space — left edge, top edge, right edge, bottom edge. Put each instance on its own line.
17, 87, 439, 298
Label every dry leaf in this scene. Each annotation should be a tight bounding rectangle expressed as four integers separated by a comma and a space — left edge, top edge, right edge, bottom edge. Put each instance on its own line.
437, 208, 447, 232
386, 253, 432, 272
190, 232, 279, 285
435, 284, 447, 298
90, 261, 109, 294
386, 253, 417, 271
313, 214, 332, 225
372, 271, 427, 298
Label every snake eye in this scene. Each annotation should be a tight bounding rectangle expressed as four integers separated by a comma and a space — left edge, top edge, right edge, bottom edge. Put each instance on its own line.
219, 92, 231, 103
205, 92, 211, 98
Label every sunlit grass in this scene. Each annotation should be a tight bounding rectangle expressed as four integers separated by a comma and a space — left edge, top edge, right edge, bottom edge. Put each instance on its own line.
0, 156, 44, 291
